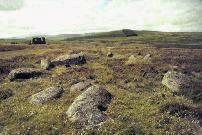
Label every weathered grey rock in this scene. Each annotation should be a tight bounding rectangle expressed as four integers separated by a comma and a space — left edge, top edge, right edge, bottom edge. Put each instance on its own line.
51, 52, 86, 66
70, 80, 94, 92
66, 85, 113, 128
30, 87, 64, 104
0, 89, 13, 101
8, 68, 45, 81
41, 58, 51, 70
143, 54, 151, 60
162, 71, 193, 94
107, 52, 113, 57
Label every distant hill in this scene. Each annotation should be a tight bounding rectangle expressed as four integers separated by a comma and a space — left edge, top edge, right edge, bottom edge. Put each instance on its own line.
64, 30, 202, 45
1, 30, 202, 47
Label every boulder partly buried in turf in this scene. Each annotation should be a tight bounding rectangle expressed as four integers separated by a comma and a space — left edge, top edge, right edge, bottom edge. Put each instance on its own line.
30, 87, 64, 104
107, 52, 113, 57
70, 79, 94, 92
8, 68, 45, 81
162, 71, 193, 94
66, 85, 113, 128
162, 71, 202, 101
51, 52, 86, 66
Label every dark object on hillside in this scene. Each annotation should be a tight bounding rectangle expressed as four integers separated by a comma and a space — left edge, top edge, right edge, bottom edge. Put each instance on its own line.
30, 37, 46, 44
122, 29, 138, 37
8, 68, 45, 81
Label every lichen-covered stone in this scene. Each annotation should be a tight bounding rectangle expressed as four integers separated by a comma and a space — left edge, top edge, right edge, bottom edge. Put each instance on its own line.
162, 71, 192, 93
162, 71, 202, 99
51, 53, 86, 66
66, 85, 113, 128
8, 68, 45, 81
30, 87, 64, 104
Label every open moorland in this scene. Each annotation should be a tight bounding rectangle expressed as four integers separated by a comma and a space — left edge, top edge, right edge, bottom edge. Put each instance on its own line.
0, 30, 201, 135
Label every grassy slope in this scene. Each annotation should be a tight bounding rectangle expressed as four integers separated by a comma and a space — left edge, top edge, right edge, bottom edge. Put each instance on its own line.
0, 31, 201, 134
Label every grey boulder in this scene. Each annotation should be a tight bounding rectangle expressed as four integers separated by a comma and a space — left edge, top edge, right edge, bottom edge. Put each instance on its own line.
29, 87, 64, 104
162, 71, 202, 96
66, 85, 113, 128
51, 53, 86, 66
8, 68, 45, 81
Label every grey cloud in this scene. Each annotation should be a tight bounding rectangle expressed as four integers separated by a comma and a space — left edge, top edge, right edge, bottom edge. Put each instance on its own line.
0, 0, 24, 11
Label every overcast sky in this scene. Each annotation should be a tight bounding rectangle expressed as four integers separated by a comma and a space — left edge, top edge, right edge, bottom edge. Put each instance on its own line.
0, 0, 202, 38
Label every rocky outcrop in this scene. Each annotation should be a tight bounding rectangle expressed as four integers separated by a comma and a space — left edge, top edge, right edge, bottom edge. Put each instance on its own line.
8, 68, 45, 81
51, 53, 86, 66
29, 87, 64, 104
66, 85, 113, 128
70, 80, 94, 92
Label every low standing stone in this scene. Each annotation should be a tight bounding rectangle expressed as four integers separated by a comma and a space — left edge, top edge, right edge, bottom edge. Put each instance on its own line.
107, 52, 113, 57
41, 58, 51, 70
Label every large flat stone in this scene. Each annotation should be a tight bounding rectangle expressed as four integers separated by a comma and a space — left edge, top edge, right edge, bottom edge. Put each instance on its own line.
8, 68, 45, 81
30, 87, 64, 104
51, 53, 86, 66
